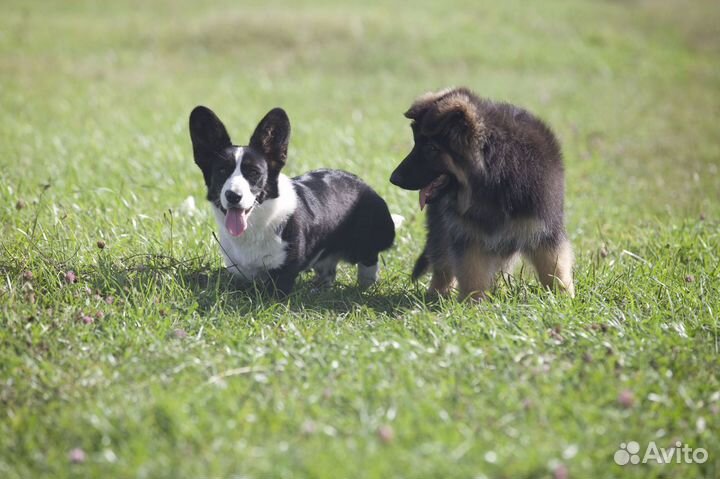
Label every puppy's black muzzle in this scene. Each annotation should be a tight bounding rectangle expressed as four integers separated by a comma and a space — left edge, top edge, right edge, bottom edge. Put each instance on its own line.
389, 170, 407, 189
389, 153, 420, 190
390, 151, 438, 191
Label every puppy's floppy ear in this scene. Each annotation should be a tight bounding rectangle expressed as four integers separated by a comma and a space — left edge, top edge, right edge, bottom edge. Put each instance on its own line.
189, 106, 232, 181
249, 108, 291, 173
404, 88, 453, 120
420, 92, 487, 157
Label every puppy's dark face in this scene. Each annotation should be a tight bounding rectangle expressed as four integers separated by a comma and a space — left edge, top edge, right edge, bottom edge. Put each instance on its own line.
389, 123, 452, 210
189, 106, 290, 236
390, 89, 486, 212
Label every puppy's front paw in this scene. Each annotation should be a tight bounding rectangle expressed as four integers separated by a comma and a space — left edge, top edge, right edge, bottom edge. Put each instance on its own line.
427, 275, 456, 297
427, 285, 453, 297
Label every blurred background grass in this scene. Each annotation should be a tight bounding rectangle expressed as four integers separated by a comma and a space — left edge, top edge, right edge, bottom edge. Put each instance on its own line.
2, 0, 718, 227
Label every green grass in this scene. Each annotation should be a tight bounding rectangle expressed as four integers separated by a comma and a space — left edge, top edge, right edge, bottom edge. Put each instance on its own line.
1, 0, 719, 477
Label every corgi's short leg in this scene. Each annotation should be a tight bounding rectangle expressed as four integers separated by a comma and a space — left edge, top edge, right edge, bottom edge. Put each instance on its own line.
268, 267, 299, 298
358, 262, 379, 289
313, 256, 339, 290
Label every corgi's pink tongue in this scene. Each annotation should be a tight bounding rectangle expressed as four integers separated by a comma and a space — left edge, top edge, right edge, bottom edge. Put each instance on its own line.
225, 209, 248, 236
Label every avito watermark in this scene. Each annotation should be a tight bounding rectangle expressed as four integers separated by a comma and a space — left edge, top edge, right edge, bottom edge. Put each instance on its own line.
614, 441, 708, 466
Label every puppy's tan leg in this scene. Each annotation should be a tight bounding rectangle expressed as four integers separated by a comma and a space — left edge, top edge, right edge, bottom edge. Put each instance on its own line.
428, 255, 456, 297
526, 238, 575, 297
455, 248, 505, 301
500, 252, 521, 284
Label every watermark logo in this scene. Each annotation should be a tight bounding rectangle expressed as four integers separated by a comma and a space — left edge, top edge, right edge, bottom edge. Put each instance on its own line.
614, 441, 641, 465
614, 441, 708, 466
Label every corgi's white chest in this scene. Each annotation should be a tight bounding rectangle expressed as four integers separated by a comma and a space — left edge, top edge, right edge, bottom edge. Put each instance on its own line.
211, 174, 297, 280
214, 219, 288, 280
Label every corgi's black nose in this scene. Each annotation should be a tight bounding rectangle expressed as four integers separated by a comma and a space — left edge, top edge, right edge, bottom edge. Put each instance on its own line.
225, 190, 242, 205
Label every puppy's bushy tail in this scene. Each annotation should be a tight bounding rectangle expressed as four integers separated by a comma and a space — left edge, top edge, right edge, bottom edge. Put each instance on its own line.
411, 247, 429, 281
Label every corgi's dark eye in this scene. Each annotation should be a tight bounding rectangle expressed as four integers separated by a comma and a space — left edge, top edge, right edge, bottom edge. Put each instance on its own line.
243, 166, 262, 180
426, 143, 440, 153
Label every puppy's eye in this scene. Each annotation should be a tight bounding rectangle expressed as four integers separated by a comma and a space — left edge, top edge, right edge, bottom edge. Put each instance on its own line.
426, 143, 440, 153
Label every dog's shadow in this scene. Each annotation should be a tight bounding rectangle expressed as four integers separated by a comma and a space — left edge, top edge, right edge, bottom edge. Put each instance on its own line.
88, 254, 440, 318
186, 268, 439, 317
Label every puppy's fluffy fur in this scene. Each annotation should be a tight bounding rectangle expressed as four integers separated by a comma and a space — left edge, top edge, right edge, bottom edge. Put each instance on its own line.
390, 87, 574, 299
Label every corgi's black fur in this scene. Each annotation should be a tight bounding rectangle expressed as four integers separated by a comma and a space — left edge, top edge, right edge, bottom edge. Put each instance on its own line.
190, 106, 395, 296
390, 87, 574, 299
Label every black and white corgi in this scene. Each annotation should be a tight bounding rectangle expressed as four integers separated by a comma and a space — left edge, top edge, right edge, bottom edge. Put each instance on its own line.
189, 106, 396, 295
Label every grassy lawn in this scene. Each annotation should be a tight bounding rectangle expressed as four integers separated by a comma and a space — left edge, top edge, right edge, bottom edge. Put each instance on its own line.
1, 0, 719, 477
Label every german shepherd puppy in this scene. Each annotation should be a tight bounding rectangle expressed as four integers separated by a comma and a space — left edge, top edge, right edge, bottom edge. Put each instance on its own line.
390, 87, 574, 299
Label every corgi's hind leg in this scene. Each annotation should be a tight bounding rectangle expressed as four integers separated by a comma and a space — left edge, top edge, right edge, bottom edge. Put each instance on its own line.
313, 256, 339, 290
357, 262, 379, 289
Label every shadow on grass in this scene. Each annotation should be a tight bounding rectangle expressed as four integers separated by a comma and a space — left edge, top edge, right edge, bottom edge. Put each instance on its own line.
85, 253, 436, 317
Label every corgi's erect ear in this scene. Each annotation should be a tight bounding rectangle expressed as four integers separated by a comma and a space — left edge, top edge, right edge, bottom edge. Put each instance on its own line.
189, 106, 232, 181
249, 108, 291, 173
